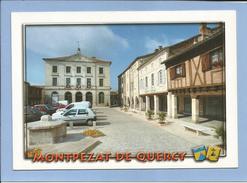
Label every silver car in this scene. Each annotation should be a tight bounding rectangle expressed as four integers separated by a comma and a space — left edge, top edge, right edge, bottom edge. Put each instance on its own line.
52, 108, 96, 126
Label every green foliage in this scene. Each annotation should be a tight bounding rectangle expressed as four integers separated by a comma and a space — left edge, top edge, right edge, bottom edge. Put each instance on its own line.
216, 126, 225, 137
145, 110, 154, 119
215, 125, 226, 146
158, 112, 166, 122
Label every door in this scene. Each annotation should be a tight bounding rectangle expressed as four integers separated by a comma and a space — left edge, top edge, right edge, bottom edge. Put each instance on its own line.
75, 109, 89, 123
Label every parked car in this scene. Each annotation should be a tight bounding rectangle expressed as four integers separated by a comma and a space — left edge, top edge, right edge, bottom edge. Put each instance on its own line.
56, 101, 92, 113
52, 107, 96, 126
52, 103, 67, 110
33, 104, 56, 115
24, 106, 43, 123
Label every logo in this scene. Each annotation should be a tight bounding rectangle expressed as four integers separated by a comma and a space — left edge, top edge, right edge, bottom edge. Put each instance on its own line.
192, 145, 221, 162
192, 145, 207, 161
206, 145, 221, 162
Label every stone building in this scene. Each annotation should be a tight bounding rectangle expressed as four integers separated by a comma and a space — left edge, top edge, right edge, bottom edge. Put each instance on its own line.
119, 23, 225, 122
24, 81, 43, 106
43, 48, 111, 107
118, 47, 169, 116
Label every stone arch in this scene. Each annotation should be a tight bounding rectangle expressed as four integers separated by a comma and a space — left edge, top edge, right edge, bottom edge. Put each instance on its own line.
98, 92, 105, 104
75, 92, 83, 102
86, 92, 93, 105
64, 91, 72, 104
51, 91, 59, 105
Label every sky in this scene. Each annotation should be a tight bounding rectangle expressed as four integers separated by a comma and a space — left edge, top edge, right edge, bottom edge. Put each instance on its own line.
25, 24, 202, 90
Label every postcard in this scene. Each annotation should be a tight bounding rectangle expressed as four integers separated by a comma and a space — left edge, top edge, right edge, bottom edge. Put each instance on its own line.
11, 10, 238, 170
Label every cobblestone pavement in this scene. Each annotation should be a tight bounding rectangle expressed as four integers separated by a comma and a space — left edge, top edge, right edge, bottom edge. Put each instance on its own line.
92, 107, 200, 155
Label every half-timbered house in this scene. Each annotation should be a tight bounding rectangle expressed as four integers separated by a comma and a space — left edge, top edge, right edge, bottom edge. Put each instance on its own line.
163, 24, 225, 122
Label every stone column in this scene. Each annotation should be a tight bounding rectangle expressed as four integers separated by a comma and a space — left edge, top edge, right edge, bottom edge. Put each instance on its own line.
192, 96, 200, 123
72, 92, 75, 103
154, 95, 159, 115
178, 95, 184, 114
167, 92, 172, 118
171, 94, 178, 118
139, 97, 143, 111
145, 96, 150, 112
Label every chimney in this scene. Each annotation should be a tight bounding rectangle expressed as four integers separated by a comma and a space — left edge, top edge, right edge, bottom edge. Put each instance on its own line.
199, 23, 207, 35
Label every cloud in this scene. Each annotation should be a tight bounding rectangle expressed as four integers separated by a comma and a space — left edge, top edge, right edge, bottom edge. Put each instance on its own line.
26, 25, 129, 59
144, 35, 185, 52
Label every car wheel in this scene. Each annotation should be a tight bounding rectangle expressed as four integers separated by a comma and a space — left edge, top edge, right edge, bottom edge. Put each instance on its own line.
87, 119, 93, 126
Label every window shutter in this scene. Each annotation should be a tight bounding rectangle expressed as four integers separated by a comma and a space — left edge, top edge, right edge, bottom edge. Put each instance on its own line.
202, 53, 210, 72
170, 67, 175, 80
182, 63, 186, 77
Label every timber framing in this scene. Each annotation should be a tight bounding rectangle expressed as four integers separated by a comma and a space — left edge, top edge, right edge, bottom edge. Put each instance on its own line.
162, 30, 225, 69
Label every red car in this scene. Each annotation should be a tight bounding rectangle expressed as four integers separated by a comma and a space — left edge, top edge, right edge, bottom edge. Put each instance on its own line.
33, 104, 56, 115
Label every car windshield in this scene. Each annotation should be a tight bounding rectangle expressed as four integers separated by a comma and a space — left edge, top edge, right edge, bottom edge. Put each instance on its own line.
31, 107, 42, 114
65, 104, 74, 110
46, 104, 54, 110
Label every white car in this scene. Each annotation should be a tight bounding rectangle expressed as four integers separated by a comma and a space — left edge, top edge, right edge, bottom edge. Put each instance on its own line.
52, 108, 96, 126
56, 101, 91, 113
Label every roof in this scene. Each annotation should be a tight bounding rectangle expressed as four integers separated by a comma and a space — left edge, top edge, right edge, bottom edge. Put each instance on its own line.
43, 51, 111, 65
162, 29, 224, 68
118, 48, 166, 77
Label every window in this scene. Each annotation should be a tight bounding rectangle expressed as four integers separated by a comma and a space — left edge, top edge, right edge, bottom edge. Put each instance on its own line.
158, 70, 163, 84
64, 109, 77, 116
99, 79, 104, 87
99, 67, 104, 74
52, 66, 57, 73
210, 48, 223, 66
66, 78, 71, 87
76, 78, 81, 86
170, 64, 186, 80
52, 78, 57, 86
78, 109, 88, 115
145, 76, 148, 87
66, 66, 71, 73
87, 67, 91, 74
176, 66, 183, 76
151, 73, 154, 86
202, 48, 223, 72
87, 78, 91, 88
76, 67, 81, 73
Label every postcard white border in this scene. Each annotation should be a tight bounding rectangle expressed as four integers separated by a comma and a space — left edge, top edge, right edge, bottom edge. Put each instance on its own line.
11, 11, 238, 170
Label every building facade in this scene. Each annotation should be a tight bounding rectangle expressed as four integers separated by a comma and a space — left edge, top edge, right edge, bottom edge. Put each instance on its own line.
119, 24, 225, 122
163, 24, 225, 122
43, 48, 111, 107
24, 82, 43, 106
119, 47, 169, 116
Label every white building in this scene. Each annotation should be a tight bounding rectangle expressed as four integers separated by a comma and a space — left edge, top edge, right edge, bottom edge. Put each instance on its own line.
43, 48, 111, 107
119, 46, 169, 115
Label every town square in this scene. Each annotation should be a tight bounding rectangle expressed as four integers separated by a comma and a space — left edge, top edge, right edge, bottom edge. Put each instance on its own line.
24, 23, 225, 157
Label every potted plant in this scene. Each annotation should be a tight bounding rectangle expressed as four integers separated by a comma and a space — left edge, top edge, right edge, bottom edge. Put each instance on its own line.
123, 105, 128, 112
145, 110, 154, 120
158, 112, 166, 125
215, 126, 225, 144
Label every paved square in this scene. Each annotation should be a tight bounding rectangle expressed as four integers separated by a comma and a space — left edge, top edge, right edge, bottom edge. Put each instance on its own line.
92, 107, 218, 155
